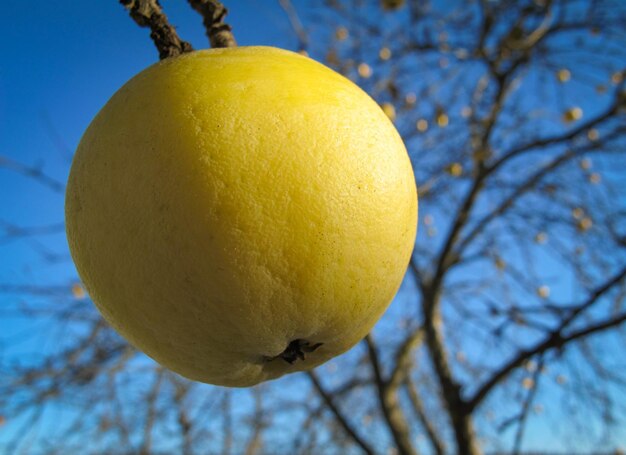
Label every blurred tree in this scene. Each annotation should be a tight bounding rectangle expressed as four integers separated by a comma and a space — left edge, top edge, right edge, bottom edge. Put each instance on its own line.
1, 0, 626, 453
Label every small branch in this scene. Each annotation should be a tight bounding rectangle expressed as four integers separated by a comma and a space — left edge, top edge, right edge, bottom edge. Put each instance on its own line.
187, 0, 237, 48
171, 377, 193, 455
222, 390, 232, 455
405, 379, 445, 455
512, 357, 545, 455
307, 371, 375, 455
244, 387, 265, 455
431, 177, 486, 289
120, 0, 193, 60
279, 0, 308, 51
560, 267, 626, 329
0, 220, 65, 244
468, 267, 626, 410
139, 368, 164, 455
489, 84, 624, 172
0, 155, 65, 193
365, 335, 418, 455
388, 327, 424, 390
457, 146, 578, 254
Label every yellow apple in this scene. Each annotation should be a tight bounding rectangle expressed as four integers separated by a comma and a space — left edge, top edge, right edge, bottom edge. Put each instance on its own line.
65, 46, 417, 387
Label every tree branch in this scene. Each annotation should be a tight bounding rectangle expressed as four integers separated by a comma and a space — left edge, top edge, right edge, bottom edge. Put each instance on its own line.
0, 155, 65, 193
279, 0, 308, 51
120, 0, 193, 60
365, 335, 418, 455
462, 120, 624, 257
512, 357, 544, 455
420, 290, 481, 455
405, 379, 445, 455
489, 84, 625, 172
388, 327, 424, 390
307, 371, 375, 455
468, 266, 626, 410
187, 0, 237, 48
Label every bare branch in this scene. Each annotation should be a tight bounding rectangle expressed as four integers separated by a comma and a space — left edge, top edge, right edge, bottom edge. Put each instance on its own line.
365, 335, 418, 455
405, 379, 445, 455
279, 0, 308, 51
222, 390, 232, 455
456, 123, 624, 255
388, 327, 424, 390
468, 266, 626, 410
120, 0, 193, 60
307, 371, 375, 455
187, 0, 237, 48
171, 378, 193, 455
244, 387, 265, 455
421, 290, 480, 455
512, 357, 545, 455
0, 220, 65, 244
139, 368, 164, 455
489, 83, 625, 172
0, 155, 64, 193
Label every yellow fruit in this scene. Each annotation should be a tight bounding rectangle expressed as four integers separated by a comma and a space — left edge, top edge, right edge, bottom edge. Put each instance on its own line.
65, 47, 418, 387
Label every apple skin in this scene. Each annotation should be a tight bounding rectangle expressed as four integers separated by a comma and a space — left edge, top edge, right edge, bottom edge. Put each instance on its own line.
65, 47, 417, 387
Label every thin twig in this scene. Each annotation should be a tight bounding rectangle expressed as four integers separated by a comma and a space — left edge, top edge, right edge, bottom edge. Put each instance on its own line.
0, 155, 65, 193
405, 379, 445, 455
388, 327, 425, 390
365, 335, 418, 455
307, 371, 375, 455
512, 357, 545, 455
468, 266, 626, 410
279, 0, 308, 51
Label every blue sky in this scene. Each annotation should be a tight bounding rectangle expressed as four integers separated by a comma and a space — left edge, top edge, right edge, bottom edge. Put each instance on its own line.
1, 1, 625, 453
0, 1, 305, 451
0, 0, 298, 306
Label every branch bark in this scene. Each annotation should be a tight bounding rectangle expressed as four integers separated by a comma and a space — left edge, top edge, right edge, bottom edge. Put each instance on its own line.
120, 0, 193, 60
187, 0, 237, 48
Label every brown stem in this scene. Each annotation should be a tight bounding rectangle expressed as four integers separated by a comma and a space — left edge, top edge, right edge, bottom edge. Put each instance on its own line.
187, 0, 237, 48
120, 0, 193, 60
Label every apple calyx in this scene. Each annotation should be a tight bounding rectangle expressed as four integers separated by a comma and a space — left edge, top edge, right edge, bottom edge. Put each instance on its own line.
276, 339, 323, 364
